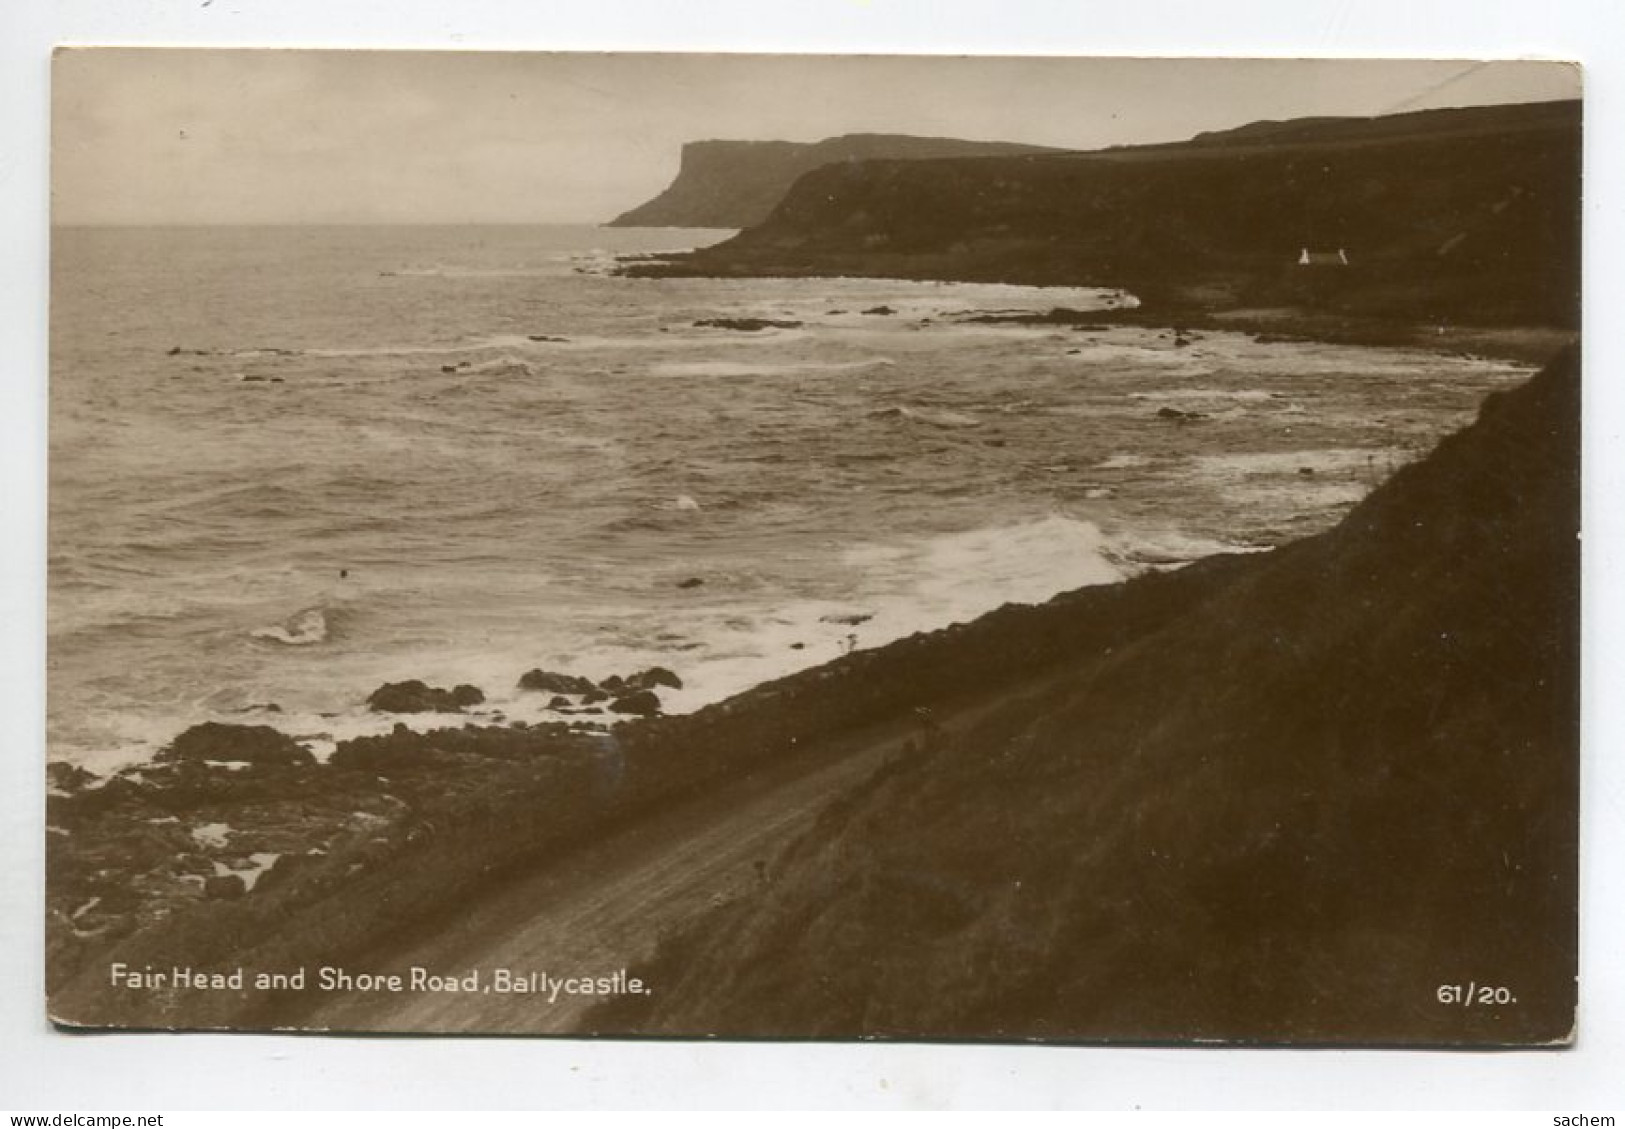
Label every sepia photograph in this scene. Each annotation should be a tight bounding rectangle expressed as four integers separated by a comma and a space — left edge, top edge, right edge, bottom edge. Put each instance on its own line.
45, 50, 1581, 1046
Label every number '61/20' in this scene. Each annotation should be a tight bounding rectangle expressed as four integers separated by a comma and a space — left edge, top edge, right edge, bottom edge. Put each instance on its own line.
1437, 983, 1516, 1005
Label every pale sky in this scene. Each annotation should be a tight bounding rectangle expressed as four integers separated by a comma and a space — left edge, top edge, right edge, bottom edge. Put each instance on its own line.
51, 51, 1579, 225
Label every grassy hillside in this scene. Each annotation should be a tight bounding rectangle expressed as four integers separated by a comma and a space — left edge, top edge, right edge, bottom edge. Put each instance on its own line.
600, 346, 1580, 1044
628, 101, 1580, 327
607, 134, 1063, 229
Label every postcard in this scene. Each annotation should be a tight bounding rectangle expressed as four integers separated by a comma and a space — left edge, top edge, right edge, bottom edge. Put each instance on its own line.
46, 50, 1580, 1044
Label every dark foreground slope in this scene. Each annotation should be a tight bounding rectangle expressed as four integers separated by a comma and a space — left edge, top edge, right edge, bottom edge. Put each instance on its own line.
607, 134, 1062, 229
600, 346, 1580, 1045
629, 101, 1580, 327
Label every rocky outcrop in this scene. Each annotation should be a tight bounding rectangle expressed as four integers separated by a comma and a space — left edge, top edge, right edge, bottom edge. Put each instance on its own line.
519, 666, 683, 707
608, 134, 1063, 229
159, 722, 315, 767
518, 669, 598, 695
692, 317, 801, 331
366, 680, 485, 714
608, 690, 662, 717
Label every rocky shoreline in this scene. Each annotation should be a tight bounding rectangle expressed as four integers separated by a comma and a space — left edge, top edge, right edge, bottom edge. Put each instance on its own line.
46, 661, 692, 999
49, 524, 1256, 1028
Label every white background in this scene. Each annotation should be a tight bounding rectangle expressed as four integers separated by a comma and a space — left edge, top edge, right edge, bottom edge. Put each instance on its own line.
3, 0, 1621, 1112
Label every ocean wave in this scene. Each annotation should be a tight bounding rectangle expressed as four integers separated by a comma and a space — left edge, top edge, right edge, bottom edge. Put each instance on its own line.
649, 358, 894, 378
381, 265, 562, 280
250, 606, 330, 646
1095, 453, 1155, 470
867, 405, 982, 429
1104, 528, 1270, 568
1131, 389, 1284, 405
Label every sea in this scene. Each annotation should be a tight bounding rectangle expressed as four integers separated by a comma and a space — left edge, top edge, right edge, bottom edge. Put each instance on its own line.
48, 224, 1534, 774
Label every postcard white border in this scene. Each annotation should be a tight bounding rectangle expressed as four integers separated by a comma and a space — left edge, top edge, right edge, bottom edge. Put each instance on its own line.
3, 0, 1621, 1111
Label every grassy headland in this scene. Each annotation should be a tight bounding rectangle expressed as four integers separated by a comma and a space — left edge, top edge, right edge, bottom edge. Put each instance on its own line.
623, 100, 1580, 337
608, 134, 1064, 230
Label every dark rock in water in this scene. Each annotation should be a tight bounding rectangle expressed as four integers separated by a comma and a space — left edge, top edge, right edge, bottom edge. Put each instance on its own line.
526, 334, 569, 342
693, 317, 802, 332
627, 666, 683, 691
677, 577, 705, 589
599, 668, 683, 695
648, 666, 683, 690
204, 874, 246, 901
518, 669, 597, 695
547, 695, 573, 710
440, 364, 458, 374
790, 642, 806, 650
1155, 407, 1206, 422
862, 305, 896, 316
820, 612, 873, 627
161, 722, 315, 768
609, 690, 662, 717
240, 374, 269, 383
366, 680, 485, 714
1298, 466, 1317, 477
167, 345, 183, 356
963, 307, 1102, 327
1174, 336, 1192, 348
47, 761, 96, 793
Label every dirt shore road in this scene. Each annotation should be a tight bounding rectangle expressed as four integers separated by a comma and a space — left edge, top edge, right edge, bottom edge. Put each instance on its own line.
294, 713, 920, 1034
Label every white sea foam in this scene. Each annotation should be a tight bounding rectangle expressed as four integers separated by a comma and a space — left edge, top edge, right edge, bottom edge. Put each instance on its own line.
191, 823, 232, 848
1095, 453, 1154, 470
867, 405, 982, 429
644, 514, 1137, 714
1187, 448, 1403, 507
213, 852, 281, 892
251, 607, 329, 646
1106, 528, 1270, 568
649, 358, 894, 378
1132, 389, 1281, 404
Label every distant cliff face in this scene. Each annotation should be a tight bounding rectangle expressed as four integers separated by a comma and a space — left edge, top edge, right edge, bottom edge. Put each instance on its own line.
608, 134, 1063, 229
636, 100, 1580, 326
